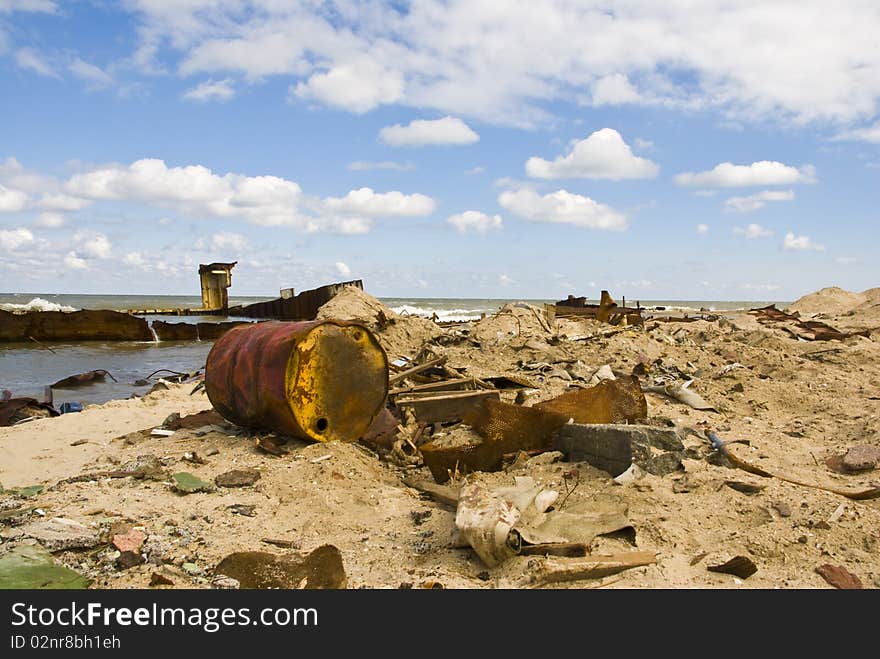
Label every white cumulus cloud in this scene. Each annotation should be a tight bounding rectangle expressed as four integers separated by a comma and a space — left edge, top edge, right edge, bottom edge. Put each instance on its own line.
183, 78, 235, 102
498, 188, 627, 230
335, 261, 351, 276
589, 74, 641, 106
63, 158, 434, 234
323, 187, 436, 217
0, 227, 34, 250
833, 121, 880, 143
724, 189, 795, 212
526, 128, 658, 180
446, 211, 503, 234
0, 183, 28, 211
34, 211, 65, 228
74, 231, 112, 259
294, 58, 403, 114
211, 231, 247, 250
120, 2, 880, 129
676, 162, 816, 187
696, 223, 709, 234
783, 231, 825, 251
63, 251, 88, 270
379, 117, 479, 147
38, 193, 91, 211
733, 223, 774, 238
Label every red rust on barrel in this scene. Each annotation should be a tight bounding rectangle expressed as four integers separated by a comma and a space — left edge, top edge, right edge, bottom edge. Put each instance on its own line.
205, 320, 388, 442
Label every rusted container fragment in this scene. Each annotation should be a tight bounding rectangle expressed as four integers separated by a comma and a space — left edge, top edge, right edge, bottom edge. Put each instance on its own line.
205, 320, 388, 443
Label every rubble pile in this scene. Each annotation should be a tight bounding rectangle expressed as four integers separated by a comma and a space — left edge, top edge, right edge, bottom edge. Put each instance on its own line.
1, 286, 879, 590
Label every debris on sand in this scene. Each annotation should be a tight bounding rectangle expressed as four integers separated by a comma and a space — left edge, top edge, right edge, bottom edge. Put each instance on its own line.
171, 472, 215, 494
214, 545, 346, 589
0, 544, 92, 589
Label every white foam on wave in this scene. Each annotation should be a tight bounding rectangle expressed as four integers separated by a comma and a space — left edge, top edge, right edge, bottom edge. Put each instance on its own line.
391, 304, 486, 322
0, 297, 77, 313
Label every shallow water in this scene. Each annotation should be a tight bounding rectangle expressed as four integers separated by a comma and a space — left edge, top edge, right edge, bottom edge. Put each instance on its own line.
0, 340, 214, 406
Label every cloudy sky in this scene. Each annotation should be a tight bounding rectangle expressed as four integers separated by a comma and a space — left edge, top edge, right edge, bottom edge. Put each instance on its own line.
0, 1, 878, 300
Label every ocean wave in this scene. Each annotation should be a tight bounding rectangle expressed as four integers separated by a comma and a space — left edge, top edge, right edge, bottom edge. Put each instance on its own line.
0, 297, 77, 313
391, 304, 485, 322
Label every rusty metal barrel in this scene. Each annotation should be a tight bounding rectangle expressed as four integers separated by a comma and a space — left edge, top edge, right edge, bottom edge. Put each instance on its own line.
205, 320, 388, 443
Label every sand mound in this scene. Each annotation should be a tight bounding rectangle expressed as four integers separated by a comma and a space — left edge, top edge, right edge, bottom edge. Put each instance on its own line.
859, 287, 880, 306
316, 286, 443, 358
471, 303, 554, 345
316, 285, 398, 324
788, 287, 867, 316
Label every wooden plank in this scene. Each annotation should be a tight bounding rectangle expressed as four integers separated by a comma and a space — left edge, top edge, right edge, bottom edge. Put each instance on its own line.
388, 356, 448, 384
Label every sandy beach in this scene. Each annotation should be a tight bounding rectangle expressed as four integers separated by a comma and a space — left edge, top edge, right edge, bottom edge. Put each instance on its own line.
1, 285, 878, 589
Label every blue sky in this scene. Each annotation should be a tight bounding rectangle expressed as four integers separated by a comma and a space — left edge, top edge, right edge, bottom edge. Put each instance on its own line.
0, 1, 878, 300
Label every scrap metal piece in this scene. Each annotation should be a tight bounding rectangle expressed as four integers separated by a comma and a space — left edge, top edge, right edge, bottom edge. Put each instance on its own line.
420, 377, 648, 483
748, 305, 869, 341
205, 320, 388, 443
554, 290, 644, 326
534, 376, 648, 424
50, 369, 117, 389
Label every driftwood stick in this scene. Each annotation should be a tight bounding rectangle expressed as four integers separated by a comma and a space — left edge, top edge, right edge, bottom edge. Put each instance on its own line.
402, 476, 460, 508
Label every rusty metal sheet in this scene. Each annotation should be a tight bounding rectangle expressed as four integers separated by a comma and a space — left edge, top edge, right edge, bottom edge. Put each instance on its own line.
229, 280, 364, 320
534, 376, 647, 423
396, 390, 500, 424
205, 320, 388, 443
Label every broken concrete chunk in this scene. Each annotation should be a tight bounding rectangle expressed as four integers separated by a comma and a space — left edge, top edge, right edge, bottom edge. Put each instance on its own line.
554, 424, 683, 478
214, 545, 346, 589
0, 544, 92, 589
25, 517, 101, 551
214, 469, 261, 488
171, 472, 215, 494
553, 423, 633, 477
643, 452, 684, 476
